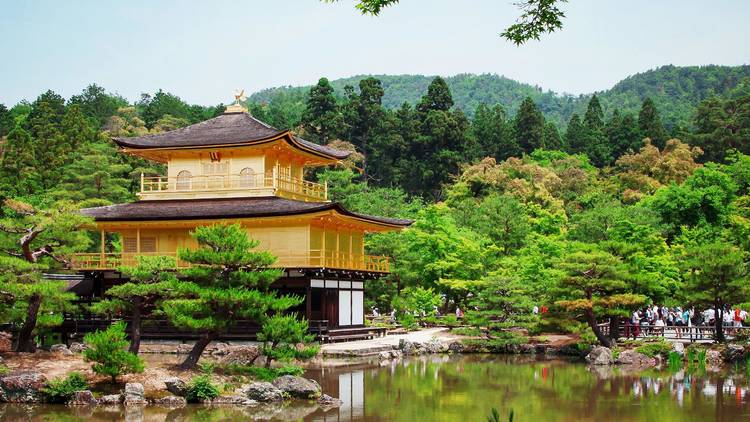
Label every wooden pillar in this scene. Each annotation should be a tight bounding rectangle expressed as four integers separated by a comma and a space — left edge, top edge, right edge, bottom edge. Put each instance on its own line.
306, 286, 312, 321
99, 229, 105, 266
321, 224, 326, 268
349, 230, 353, 269
136, 228, 141, 254
335, 228, 340, 268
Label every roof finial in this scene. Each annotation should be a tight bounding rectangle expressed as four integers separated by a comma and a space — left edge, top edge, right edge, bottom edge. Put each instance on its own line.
225, 88, 248, 114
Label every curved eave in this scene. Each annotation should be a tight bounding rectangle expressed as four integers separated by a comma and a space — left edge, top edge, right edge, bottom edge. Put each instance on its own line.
114, 131, 350, 163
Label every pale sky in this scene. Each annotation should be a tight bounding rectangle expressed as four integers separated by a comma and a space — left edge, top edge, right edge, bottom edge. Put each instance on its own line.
1, 0, 748, 106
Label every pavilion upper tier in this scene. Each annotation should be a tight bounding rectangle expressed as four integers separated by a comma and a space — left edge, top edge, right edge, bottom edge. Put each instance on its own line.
116, 105, 351, 202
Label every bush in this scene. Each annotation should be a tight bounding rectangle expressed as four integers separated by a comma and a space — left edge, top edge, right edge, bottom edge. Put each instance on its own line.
0, 364, 9, 376
83, 321, 144, 383
442, 315, 460, 328
635, 340, 672, 358
185, 374, 220, 402
258, 315, 318, 368
397, 312, 419, 330
221, 364, 304, 381
42, 372, 88, 403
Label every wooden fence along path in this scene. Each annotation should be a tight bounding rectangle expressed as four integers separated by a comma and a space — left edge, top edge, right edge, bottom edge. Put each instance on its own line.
598, 323, 750, 342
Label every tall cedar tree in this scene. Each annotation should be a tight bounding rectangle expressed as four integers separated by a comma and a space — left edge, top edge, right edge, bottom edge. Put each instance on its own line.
638, 97, 668, 149
165, 224, 300, 369
565, 113, 585, 154
302, 78, 343, 144
681, 240, 749, 342
342, 77, 386, 178
90, 255, 179, 353
0, 200, 90, 351
471, 104, 519, 160
514, 97, 545, 154
581, 95, 612, 166
554, 244, 647, 347
691, 93, 750, 162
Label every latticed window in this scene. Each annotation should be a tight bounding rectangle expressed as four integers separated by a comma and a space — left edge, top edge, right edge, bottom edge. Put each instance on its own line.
176, 170, 192, 190
202, 162, 228, 189
240, 167, 256, 188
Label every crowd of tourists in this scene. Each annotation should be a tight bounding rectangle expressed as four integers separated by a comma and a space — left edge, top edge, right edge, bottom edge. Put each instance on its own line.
625, 305, 749, 339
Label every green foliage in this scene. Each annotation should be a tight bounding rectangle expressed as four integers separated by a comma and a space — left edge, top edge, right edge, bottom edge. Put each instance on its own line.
42, 372, 88, 403
392, 287, 442, 323
635, 340, 673, 358
221, 364, 304, 381
82, 322, 144, 383
0, 364, 9, 376
257, 314, 318, 367
397, 313, 419, 331
185, 374, 220, 403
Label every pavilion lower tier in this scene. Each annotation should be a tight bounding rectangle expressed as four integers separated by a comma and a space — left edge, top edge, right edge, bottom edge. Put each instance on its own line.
53, 269, 388, 343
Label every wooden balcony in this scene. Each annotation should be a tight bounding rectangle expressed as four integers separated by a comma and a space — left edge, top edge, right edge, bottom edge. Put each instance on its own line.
70, 250, 390, 273
138, 169, 328, 202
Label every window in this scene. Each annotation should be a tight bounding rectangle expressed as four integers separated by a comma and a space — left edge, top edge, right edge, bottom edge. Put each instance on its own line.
239, 167, 256, 188
176, 170, 192, 191
123, 237, 137, 253
121, 236, 156, 253
140, 237, 157, 253
202, 162, 228, 189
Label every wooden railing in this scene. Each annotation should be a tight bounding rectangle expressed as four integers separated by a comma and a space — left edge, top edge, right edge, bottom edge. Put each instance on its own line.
139, 168, 328, 202
599, 322, 750, 342
71, 250, 390, 273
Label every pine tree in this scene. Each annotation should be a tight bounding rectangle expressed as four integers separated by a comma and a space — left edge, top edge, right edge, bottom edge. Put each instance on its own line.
0, 200, 91, 352
554, 243, 647, 347
638, 97, 668, 149
581, 96, 612, 167
0, 104, 13, 137
0, 127, 41, 197
691, 93, 750, 162
565, 113, 585, 154
90, 256, 179, 353
301, 78, 343, 144
53, 141, 133, 204
513, 97, 545, 154
164, 224, 299, 369
543, 122, 563, 151
60, 104, 94, 151
68, 84, 128, 129
471, 104, 518, 160
342, 77, 386, 178
583, 95, 604, 130
416, 76, 453, 112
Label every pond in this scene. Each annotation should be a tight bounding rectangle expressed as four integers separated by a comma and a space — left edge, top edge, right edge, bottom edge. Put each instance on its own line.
1, 354, 749, 421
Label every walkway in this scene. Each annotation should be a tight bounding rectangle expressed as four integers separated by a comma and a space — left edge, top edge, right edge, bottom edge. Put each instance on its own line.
320, 327, 456, 357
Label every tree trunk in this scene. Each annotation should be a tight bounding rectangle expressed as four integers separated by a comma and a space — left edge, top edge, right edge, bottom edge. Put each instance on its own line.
587, 309, 613, 348
16, 294, 42, 352
179, 332, 215, 370
128, 301, 142, 354
715, 306, 725, 343
608, 316, 620, 343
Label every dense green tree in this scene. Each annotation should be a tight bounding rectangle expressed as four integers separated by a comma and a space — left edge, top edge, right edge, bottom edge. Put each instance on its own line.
606, 110, 642, 160
680, 240, 749, 342
0, 104, 12, 137
416, 76, 453, 112
53, 141, 134, 204
514, 97, 545, 154
554, 244, 647, 347
691, 93, 750, 162
466, 273, 538, 344
565, 113, 585, 154
638, 97, 668, 149
342, 77, 386, 177
68, 84, 128, 128
0, 200, 91, 352
60, 104, 95, 151
164, 224, 297, 369
543, 122, 563, 151
90, 255, 179, 353
138, 90, 193, 128
0, 127, 41, 197
471, 104, 518, 160
301, 77, 343, 143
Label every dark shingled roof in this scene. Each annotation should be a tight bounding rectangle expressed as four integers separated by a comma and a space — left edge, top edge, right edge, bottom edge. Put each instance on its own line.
81, 197, 413, 227
113, 112, 351, 160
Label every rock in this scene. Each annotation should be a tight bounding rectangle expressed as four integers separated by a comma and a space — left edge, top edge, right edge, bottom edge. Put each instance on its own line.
210, 342, 231, 356
425, 340, 448, 354
151, 395, 186, 408
240, 382, 284, 402
0, 332, 11, 352
378, 351, 392, 361
123, 383, 147, 406
98, 394, 122, 405
585, 346, 613, 366
175, 344, 192, 354
399, 339, 422, 355
671, 342, 685, 357
49, 344, 73, 356
391, 350, 403, 359
220, 345, 261, 366
271, 375, 321, 399
69, 342, 88, 353
615, 350, 657, 367
163, 377, 187, 397
318, 394, 343, 408
0, 371, 47, 403
448, 341, 464, 354
68, 390, 97, 406
722, 344, 747, 363
212, 395, 258, 406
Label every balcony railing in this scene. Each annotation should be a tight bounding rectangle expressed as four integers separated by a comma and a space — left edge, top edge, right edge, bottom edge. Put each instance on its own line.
139, 169, 328, 202
71, 250, 390, 273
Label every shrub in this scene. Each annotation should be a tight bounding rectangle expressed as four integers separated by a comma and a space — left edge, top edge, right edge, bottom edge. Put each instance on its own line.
442, 314, 460, 328
185, 374, 220, 402
257, 315, 318, 368
221, 364, 304, 381
0, 364, 9, 376
397, 312, 419, 330
668, 352, 683, 371
42, 372, 88, 403
635, 340, 672, 358
83, 321, 144, 383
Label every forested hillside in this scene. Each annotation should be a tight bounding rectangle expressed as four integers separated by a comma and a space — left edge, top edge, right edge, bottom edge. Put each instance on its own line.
250, 65, 750, 129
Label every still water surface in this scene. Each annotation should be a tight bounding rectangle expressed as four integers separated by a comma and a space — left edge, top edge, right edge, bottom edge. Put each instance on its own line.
1, 355, 749, 421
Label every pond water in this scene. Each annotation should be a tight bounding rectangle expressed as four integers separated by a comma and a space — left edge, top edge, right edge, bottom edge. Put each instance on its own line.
2, 354, 750, 421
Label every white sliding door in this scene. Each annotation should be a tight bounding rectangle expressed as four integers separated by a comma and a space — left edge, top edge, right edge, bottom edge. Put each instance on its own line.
339, 290, 352, 326
351, 290, 364, 325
